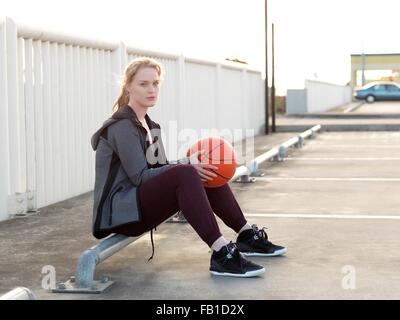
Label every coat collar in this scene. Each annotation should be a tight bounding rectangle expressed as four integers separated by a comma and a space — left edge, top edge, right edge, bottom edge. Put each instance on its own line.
111, 105, 160, 130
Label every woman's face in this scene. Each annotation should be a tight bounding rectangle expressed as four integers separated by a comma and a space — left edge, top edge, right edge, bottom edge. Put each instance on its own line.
126, 66, 161, 109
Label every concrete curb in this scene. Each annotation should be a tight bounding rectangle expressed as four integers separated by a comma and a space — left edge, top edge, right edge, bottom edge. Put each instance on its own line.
343, 102, 365, 113
277, 124, 400, 132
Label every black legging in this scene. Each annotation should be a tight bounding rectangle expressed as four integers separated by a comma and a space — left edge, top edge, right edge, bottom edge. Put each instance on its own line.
110, 164, 248, 247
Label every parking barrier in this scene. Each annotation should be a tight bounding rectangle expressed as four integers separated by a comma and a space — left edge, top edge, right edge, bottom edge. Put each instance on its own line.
52, 234, 141, 294
0, 287, 36, 300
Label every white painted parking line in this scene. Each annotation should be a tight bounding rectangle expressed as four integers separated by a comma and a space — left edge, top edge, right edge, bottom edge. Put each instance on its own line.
305, 145, 400, 148
245, 213, 400, 220
285, 157, 400, 161
255, 177, 400, 182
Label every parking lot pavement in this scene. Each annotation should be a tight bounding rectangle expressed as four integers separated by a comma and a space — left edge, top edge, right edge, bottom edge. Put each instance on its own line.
353, 101, 400, 114
1, 131, 399, 300
277, 101, 400, 132
326, 102, 364, 113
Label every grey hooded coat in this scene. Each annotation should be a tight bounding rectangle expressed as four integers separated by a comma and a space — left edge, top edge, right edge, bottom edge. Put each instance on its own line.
90, 105, 180, 239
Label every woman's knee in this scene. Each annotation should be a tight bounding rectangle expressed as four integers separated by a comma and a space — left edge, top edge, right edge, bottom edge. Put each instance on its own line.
171, 164, 200, 181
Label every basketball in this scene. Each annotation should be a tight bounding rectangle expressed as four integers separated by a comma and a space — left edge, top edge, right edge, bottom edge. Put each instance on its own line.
186, 136, 237, 188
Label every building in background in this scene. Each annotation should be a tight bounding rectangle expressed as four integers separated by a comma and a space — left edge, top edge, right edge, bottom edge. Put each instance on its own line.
286, 80, 351, 115
351, 53, 400, 89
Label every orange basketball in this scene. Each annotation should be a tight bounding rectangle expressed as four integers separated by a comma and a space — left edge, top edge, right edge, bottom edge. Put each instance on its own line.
186, 136, 237, 188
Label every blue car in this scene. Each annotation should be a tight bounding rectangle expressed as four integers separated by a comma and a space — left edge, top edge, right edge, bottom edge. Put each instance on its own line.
354, 82, 400, 103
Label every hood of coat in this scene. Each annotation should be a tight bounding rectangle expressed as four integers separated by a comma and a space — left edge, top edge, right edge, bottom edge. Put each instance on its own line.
91, 105, 161, 151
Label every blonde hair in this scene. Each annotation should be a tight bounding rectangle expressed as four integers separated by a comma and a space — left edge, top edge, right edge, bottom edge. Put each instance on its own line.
112, 57, 164, 112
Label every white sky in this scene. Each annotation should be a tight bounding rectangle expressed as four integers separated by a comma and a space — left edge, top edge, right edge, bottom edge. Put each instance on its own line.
2, 0, 400, 95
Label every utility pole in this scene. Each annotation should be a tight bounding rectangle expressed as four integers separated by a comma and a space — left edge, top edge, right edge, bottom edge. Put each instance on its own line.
265, 0, 270, 134
271, 23, 276, 132
361, 53, 366, 86
361, 41, 366, 86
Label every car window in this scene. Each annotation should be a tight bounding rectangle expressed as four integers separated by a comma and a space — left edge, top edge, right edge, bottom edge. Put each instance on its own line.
386, 85, 400, 91
373, 85, 386, 91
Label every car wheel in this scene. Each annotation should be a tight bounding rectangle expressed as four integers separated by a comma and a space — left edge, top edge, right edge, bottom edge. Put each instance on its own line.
365, 95, 375, 103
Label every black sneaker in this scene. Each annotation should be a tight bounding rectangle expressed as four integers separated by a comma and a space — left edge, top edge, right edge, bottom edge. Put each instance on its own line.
209, 242, 265, 278
237, 225, 287, 257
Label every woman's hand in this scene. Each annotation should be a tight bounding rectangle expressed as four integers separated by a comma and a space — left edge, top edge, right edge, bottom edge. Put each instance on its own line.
189, 150, 218, 182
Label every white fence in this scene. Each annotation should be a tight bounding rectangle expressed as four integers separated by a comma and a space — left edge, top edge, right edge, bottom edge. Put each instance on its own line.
0, 17, 264, 222
286, 80, 352, 114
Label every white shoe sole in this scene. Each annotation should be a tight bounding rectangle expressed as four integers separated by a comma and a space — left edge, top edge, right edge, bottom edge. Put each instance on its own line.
241, 248, 287, 257
210, 267, 265, 278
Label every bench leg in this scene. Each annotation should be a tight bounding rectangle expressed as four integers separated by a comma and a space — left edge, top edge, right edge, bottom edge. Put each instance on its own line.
52, 234, 138, 294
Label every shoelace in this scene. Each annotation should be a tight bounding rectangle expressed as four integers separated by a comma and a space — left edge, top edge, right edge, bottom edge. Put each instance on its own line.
225, 241, 237, 258
251, 224, 269, 242
224, 242, 245, 269
147, 226, 157, 262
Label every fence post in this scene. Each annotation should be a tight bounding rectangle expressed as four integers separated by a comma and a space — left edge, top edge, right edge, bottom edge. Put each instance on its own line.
215, 63, 222, 130
242, 68, 248, 135
0, 17, 10, 221
5, 17, 20, 196
177, 55, 186, 133
0, 17, 21, 221
111, 41, 128, 104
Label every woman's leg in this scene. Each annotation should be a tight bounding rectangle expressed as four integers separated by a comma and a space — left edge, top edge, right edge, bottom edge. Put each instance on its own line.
205, 183, 248, 233
113, 165, 266, 277
112, 164, 223, 248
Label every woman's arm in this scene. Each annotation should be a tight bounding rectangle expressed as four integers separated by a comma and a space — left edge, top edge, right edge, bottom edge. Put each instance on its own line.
170, 150, 218, 182
107, 119, 173, 186
167, 157, 190, 165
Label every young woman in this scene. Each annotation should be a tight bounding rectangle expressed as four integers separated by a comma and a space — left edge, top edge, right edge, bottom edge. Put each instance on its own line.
91, 57, 286, 278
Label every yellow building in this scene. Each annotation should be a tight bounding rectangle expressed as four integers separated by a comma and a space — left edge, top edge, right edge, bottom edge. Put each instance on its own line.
351, 53, 400, 89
